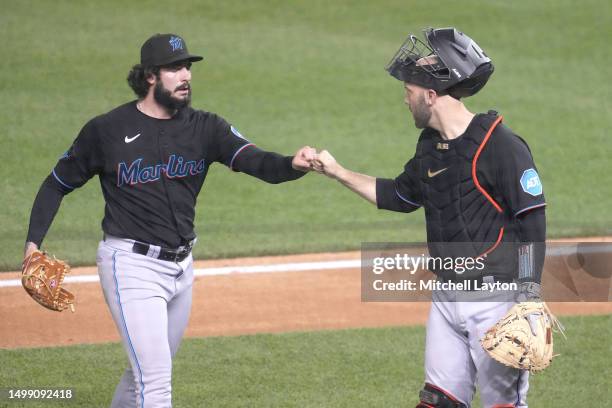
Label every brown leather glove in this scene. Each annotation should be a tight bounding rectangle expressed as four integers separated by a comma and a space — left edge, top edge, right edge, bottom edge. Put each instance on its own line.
22, 250, 75, 312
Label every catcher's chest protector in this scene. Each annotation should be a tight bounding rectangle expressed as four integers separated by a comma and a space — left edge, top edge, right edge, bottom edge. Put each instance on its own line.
415, 112, 517, 262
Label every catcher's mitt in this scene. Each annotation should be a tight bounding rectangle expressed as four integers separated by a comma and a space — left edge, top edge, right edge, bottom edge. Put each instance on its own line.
480, 301, 564, 373
22, 250, 75, 312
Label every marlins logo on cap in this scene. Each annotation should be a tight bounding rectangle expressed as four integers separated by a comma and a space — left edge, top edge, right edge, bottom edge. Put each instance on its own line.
140, 33, 203, 66
169, 36, 183, 51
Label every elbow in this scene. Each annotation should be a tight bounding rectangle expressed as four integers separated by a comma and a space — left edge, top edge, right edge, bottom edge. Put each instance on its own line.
46, 173, 73, 195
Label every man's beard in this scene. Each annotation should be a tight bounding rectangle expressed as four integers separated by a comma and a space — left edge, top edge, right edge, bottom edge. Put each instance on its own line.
412, 94, 432, 129
154, 82, 191, 113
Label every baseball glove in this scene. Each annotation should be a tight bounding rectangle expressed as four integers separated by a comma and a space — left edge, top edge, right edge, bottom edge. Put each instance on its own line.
22, 250, 75, 312
480, 301, 564, 373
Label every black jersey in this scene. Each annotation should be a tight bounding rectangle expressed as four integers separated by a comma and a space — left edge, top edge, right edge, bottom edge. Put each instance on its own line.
34, 101, 302, 248
376, 112, 546, 279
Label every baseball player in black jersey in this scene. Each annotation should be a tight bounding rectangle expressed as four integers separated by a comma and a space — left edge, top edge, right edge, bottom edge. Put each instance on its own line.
313, 28, 546, 407
24, 33, 315, 408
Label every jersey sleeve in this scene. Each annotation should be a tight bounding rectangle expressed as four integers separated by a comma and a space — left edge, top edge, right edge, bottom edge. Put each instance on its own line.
492, 129, 546, 217
376, 156, 422, 212
26, 175, 68, 246
52, 118, 104, 190
207, 115, 254, 169
231, 146, 305, 184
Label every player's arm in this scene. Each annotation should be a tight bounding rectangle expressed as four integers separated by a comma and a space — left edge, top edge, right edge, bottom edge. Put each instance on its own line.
517, 206, 546, 285
312, 149, 377, 204
24, 175, 73, 258
230, 145, 313, 184
24, 119, 102, 258
487, 125, 547, 296
313, 150, 421, 212
210, 117, 312, 184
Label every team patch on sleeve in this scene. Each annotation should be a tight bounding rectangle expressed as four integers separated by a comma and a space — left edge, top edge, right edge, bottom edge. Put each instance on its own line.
230, 126, 249, 142
520, 168, 543, 196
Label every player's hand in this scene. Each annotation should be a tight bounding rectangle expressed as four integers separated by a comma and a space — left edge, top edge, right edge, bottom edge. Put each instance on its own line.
24, 241, 39, 260
312, 150, 343, 179
292, 146, 317, 172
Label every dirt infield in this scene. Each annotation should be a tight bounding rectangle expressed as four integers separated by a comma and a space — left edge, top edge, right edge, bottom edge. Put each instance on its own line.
1, 250, 611, 349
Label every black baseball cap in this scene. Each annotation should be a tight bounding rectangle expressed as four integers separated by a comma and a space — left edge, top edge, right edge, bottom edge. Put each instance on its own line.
140, 33, 203, 67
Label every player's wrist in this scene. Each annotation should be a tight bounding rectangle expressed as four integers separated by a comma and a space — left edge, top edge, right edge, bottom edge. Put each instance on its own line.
331, 164, 347, 181
517, 281, 542, 302
24, 242, 40, 259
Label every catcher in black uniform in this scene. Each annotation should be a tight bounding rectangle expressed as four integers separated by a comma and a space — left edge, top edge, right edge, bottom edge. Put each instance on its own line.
313, 27, 549, 407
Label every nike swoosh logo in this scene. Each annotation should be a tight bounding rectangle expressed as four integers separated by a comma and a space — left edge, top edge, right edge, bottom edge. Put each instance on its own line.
124, 133, 141, 143
427, 167, 448, 178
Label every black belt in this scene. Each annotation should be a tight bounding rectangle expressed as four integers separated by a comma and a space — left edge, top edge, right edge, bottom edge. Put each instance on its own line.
132, 240, 194, 263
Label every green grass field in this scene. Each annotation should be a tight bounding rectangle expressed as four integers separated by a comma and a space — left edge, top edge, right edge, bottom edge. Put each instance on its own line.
1, 4, 610, 407
0, 315, 609, 407
1, 0, 611, 270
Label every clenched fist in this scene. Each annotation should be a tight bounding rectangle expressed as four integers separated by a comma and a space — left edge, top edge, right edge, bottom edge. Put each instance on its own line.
292, 146, 318, 172
312, 150, 343, 179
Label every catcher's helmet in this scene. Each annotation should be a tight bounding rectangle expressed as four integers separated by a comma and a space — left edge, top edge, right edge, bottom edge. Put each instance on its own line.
386, 27, 493, 99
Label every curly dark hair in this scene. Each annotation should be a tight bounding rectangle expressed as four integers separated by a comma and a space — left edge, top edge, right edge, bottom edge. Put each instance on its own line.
127, 64, 160, 98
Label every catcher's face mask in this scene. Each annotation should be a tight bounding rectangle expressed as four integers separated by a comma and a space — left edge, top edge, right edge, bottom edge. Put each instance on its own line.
386, 27, 494, 99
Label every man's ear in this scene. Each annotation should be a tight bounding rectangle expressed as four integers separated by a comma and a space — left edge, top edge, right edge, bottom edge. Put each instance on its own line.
146, 72, 157, 86
426, 89, 437, 106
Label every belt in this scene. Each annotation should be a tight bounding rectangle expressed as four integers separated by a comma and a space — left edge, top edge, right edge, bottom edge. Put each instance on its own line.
132, 240, 195, 263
